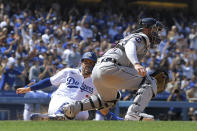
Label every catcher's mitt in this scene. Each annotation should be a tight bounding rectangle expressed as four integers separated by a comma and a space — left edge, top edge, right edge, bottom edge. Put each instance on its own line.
150, 69, 169, 93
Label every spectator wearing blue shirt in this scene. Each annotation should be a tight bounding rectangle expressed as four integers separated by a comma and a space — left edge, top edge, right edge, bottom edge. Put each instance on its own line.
36, 40, 48, 52
66, 44, 81, 68
6, 31, 15, 45
113, 27, 124, 43
0, 61, 25, 91
184, 75, 197, 101
167, 87, 186, 120
13, 58, 27, 90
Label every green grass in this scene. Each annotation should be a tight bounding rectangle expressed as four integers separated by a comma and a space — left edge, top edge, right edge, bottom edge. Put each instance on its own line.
0, 121, 197, 131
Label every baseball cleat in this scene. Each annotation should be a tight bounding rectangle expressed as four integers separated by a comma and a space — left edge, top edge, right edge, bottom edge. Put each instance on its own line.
30, 113, 50, 121
125, 112, 154, 121
48, 114, 66, 120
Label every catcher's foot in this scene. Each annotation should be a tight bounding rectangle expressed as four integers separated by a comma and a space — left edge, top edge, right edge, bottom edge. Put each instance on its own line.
125, 112, 154, 121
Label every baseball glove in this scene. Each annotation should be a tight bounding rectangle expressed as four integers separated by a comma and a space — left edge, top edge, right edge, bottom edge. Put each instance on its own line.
150, 69, 169, 93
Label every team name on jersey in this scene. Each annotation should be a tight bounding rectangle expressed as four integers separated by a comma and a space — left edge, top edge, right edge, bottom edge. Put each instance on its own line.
80, 82, 93, 94
66, 77, 94, 94
66, 77, 79, 88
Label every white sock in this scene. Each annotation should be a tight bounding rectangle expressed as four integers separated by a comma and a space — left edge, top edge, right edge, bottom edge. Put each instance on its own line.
23, 109, 32, 121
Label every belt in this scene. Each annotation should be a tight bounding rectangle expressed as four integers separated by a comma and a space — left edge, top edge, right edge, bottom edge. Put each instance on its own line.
101, 58, 121, 66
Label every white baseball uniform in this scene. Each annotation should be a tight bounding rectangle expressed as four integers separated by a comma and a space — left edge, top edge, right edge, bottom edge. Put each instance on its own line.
23, 90, 50, 120
48, 68, 97, 120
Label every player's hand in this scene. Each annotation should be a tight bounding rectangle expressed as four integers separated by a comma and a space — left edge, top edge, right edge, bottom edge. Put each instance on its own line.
134, 63, 146, 77
16, 87, 31, 94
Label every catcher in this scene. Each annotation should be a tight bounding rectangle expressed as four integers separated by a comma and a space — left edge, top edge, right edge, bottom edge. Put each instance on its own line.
61, 18, 169, 121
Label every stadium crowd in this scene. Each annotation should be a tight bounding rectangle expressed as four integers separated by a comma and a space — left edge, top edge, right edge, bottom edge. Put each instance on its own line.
0, 0, 197, 120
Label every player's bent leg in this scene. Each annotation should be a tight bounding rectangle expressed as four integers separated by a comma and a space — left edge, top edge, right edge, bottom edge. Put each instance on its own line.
75, 111, 89, 120
30, 113, 49, 120
63, 92, 121, 119
125, 76, 157, 121
95, 110, 105, 120
30, 113, 67, 121
23, 108, 32, 121
23, 104, 33, 121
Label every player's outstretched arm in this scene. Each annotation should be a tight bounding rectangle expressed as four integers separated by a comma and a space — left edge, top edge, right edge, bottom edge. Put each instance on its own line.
16, 81, 35, 94
16, 78, 52, 94
16, 87, 31, 94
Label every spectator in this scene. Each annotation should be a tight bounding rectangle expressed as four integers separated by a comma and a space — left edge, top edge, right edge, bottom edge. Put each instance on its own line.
62, 43, 72, 64
66, 44, 81, 68
28, 57, 40, 82
13, 58, 26, 90
184, 75, 197, 101
0, 60, 25, 91
42, 29, 50, 44
146, 61, 156, 74
39, 57, 54, 79
189, 28, 197, 50
167, 87, 186, 120
182, 61, 194, 80
78, 14, 93, 41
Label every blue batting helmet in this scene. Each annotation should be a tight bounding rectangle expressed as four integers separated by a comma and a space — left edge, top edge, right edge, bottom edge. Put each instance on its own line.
81, 52, 97, 62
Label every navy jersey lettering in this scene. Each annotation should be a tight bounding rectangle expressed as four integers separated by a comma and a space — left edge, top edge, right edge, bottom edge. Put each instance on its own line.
80, 83, 93, 94
66, 77, 79, 88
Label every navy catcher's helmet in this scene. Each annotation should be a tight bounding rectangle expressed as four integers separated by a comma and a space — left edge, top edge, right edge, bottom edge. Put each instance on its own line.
135, 18, 164, 45
81, 52, 97, 62
139, 18, 157, 28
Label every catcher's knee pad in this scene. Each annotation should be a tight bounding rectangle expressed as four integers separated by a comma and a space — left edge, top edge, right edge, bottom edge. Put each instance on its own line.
79, 91, 121, 111
63, 92, 121, 118
127, 83, 154, 114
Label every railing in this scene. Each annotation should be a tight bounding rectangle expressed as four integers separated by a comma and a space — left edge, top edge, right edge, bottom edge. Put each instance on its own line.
115, 101, 197, 120
1, 96, 197, 121
0, 97, 50, 117
0, 97, 50, 104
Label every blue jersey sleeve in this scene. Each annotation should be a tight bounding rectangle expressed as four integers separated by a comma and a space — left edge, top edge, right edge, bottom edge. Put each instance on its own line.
30, 78, 52, 91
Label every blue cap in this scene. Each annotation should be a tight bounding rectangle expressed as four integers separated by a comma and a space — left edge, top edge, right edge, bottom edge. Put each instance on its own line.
81, 52, 97, 62
140, 18, 157, 28
57, 64, 64, 69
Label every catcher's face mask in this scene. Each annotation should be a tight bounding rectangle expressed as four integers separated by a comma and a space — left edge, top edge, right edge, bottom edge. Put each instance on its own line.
149, 21, 164, 45
138, 18, 164, 46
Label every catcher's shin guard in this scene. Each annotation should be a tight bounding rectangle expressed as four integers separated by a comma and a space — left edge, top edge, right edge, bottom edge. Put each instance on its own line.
63, 92, 121, 118
125, 76, 156, 121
